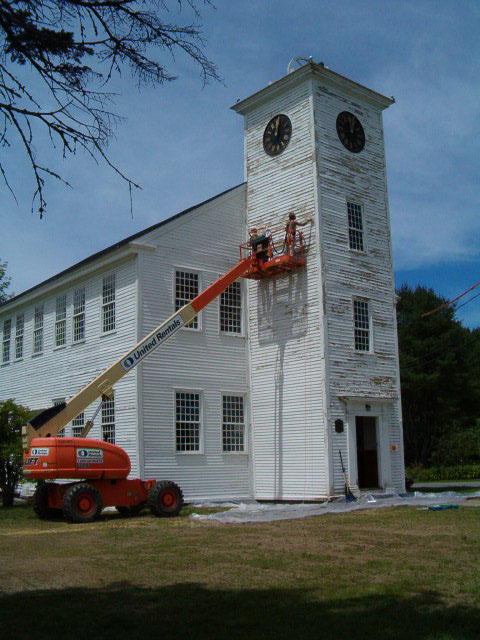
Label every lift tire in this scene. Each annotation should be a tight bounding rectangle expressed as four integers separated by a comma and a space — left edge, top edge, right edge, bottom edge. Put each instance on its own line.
148, 480, 184, 517
116, 503, 146, 517
32, 482, 62, 519
62, 483, 103, 523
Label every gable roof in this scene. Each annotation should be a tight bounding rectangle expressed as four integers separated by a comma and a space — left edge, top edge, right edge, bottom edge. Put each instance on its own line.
1, 183, 245, 310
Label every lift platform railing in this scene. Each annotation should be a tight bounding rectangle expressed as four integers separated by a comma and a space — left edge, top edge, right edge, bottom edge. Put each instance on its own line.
239, 226, 305, 279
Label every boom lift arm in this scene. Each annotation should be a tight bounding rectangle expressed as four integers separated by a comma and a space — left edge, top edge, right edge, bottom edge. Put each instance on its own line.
22, 255, 255, 449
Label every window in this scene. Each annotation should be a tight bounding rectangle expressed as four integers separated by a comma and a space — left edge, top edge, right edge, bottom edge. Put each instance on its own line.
220, 282, 242, 334
53, 398, 65, 436
73, 287, 85, 342
347, 201, 364, 252
102, 274, 116, 333
72, 412, 85, 438
102, 396, 115, 444
55, 294, 67, 347
2, 319, 11, 363
175, 392, 200, 452
33, 306, 44, 354
354, 299, 370, 352
15, 314, 24, 359
222, 395, 245, 452
175, 270, 199, 329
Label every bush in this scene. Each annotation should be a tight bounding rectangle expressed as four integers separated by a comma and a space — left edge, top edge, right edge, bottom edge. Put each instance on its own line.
405, 464, 480, 482
430, 422, 480, 467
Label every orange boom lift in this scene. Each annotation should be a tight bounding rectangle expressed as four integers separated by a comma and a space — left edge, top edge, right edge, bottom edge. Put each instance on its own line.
23, 224, 307, 522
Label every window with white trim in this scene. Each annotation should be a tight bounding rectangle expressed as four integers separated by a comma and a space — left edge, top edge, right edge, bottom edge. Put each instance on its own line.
220, 282, 242, 334
222, 395, 245, 452
55, 294, 67, 347
72, 412, 85, 438
175, 392, 200, 452
33, 306, 44, 354
353, 299, 370, 352
102, 274, 115, 333
73, 287, 85, 343
102, 396, 115, 444
2, 318, 11, 363
347, 201, 364, 252
175, 270, 199, 329
53, 398, 66, 436
15, 314, 24, 360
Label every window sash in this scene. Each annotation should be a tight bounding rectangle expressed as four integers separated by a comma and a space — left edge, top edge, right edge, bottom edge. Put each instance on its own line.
220, 282, 242, 334
55, 294, 67, 347
102, 274, 116, 333
33, 306, 44, 354
72, 412, 85, 438
2, 319, 11, 363
347, 202, 365, 252
102, 396, 115, 444
354, 299, 370, 352
15, 314, 24, 359
175, 392, 200, 452
73, 287, 85, 342
175, 271, 199, 329
222, 395, 245, 452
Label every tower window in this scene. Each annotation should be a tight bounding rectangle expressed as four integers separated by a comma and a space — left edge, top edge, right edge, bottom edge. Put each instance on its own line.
353, 299, 371, 352
175, 392, 201, 452
347, 201, 364, 252
220, 282, 242, 334
222, 395, 245, 452
175, 270, 199, 329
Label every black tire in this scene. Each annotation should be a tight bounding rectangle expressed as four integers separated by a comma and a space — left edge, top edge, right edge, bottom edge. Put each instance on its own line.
148, 480, 183, 517
62, 483, 103, 523
32, 482, 62, 519
115, 503, 146, 516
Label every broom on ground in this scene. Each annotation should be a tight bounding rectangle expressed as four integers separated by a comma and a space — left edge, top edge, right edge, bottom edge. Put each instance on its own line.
339, 450, 356, 503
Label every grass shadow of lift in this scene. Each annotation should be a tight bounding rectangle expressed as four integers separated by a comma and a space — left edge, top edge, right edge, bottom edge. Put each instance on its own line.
1, 583, 479, 640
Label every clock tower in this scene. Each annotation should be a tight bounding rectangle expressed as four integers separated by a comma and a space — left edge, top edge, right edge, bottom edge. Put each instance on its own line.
232, 61, 404, 499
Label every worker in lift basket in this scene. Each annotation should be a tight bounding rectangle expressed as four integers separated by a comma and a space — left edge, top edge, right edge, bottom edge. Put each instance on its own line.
249, 226, 269, 262
285, 213, 312, 253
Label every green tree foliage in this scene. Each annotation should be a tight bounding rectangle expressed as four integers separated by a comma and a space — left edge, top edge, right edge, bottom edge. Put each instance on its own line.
397, 284, 480, 466
0, 399, 31, 507
0, 258, 12, 302
0, 1, 219, 217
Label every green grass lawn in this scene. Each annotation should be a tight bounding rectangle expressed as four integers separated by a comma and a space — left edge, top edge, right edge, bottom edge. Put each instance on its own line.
1, 502, 480, 639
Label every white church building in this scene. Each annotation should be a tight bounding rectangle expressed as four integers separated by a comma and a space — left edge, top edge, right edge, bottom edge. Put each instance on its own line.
0, 61, 405, 500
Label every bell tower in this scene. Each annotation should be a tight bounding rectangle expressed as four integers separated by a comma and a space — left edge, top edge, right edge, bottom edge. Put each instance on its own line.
232, 61, 404, 499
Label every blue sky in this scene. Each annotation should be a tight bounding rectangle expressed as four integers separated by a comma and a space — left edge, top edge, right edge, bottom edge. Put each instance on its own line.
1, 1, 479, 326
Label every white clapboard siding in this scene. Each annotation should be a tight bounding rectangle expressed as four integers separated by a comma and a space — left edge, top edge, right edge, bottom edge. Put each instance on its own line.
0, 258, 139, 475
313, 76, 405, 493
137, 185, 251, 500
241, 80, 327, 500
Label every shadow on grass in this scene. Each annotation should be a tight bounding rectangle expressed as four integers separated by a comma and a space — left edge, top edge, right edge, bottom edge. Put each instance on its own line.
1, 583, 479, 640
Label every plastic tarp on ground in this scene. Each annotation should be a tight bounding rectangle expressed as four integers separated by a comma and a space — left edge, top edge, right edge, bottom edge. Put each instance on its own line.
190, 491, 480, 524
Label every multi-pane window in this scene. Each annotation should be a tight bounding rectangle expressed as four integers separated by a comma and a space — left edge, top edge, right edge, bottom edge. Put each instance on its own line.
354, 299, 370, 352
220, 282, 242, 334
73, 287, 85, 342
102, 274, 116, 333
175, 270, 199, 329
222, 395, 245, 452
33, 306, 44, 354
53, 398, 66, 437
55, 294, 67, 347
347, 201, 364, 252
15, 314, 24, 359
2, 319, 11, 363
72, 412, 85, 438
175, 392, 200, 452
102, 396, 115, 444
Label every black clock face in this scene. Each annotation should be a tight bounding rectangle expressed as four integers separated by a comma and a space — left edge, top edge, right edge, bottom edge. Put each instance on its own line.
263, 114, 292, 156
336, 111, 365, 153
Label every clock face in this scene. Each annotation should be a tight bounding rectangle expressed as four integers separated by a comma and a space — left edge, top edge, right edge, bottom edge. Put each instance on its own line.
336, 111, 365, 153
263, 114, 292, 156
